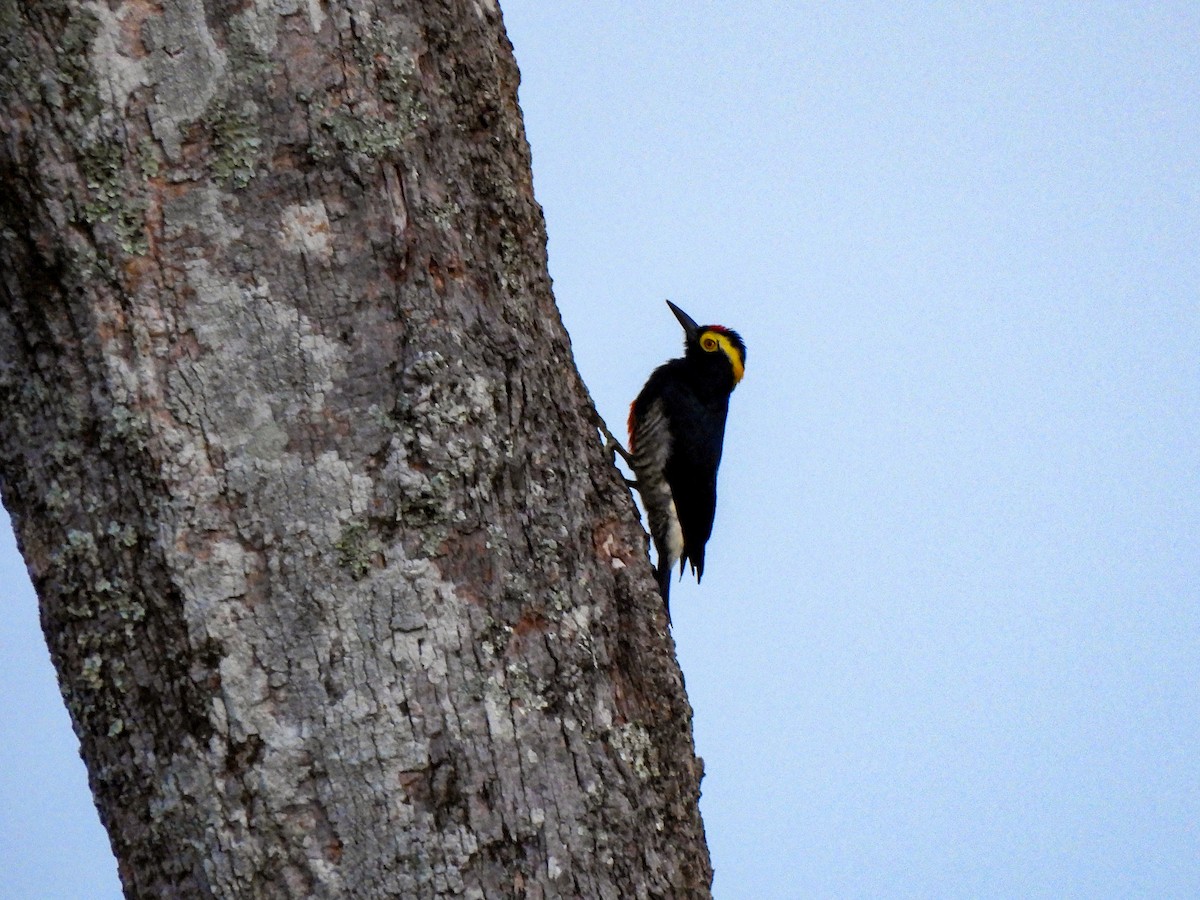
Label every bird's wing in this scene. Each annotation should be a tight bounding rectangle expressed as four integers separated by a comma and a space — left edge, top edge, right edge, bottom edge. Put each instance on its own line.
629, 396, 684, 588
661, 396, 725, 583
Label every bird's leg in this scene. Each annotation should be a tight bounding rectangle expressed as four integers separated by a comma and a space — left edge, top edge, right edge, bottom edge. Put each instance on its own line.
598, 422, 636, 472
603, 428, 634, 467
600, 424, 638, 468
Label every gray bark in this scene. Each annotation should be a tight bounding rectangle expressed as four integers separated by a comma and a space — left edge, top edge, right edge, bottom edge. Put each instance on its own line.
0, 2, 711, 896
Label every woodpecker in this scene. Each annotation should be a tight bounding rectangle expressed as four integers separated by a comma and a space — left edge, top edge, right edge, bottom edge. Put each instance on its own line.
626, 301, 746, 617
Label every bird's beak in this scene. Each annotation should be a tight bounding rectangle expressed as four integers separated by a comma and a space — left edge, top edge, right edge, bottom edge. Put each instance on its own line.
666, 300, 700, 340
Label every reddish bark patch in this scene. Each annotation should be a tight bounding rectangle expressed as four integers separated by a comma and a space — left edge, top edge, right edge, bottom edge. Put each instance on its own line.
592, 517, 639, 571
434, 528, 495, 604
511, 607, 548, 638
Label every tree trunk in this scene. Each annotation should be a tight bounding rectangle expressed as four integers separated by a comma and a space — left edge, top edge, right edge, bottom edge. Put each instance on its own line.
0, 2, 711, 896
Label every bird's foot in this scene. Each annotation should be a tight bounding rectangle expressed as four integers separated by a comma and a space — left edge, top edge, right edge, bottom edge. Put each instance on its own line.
598, 422, 634, 467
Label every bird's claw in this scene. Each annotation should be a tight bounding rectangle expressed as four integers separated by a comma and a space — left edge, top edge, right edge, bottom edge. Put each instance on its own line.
598, 422, 634, 467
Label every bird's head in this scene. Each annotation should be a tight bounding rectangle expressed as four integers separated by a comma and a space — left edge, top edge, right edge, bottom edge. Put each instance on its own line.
667, 300, 746, 387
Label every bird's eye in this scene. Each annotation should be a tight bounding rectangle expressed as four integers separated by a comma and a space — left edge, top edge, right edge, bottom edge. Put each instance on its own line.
701, 335, 719, 352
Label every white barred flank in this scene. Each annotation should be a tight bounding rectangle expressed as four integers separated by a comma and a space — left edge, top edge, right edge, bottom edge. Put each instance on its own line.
629, 398, 682, 578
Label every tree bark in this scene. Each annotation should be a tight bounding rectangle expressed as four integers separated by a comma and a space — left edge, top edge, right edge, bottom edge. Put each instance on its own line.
0, 2, 711, 897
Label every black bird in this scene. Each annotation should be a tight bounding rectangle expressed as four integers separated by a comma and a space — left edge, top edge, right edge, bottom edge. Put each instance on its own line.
626, 301, 746, 616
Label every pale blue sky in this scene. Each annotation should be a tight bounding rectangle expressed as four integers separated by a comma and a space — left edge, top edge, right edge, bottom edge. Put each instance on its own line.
3, 4, 1198, 897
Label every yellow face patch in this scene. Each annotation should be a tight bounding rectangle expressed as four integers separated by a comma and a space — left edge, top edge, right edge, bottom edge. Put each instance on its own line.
699, 330, 745, 385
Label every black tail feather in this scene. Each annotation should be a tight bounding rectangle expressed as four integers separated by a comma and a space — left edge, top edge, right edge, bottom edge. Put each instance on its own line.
655, 558, 672, 623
